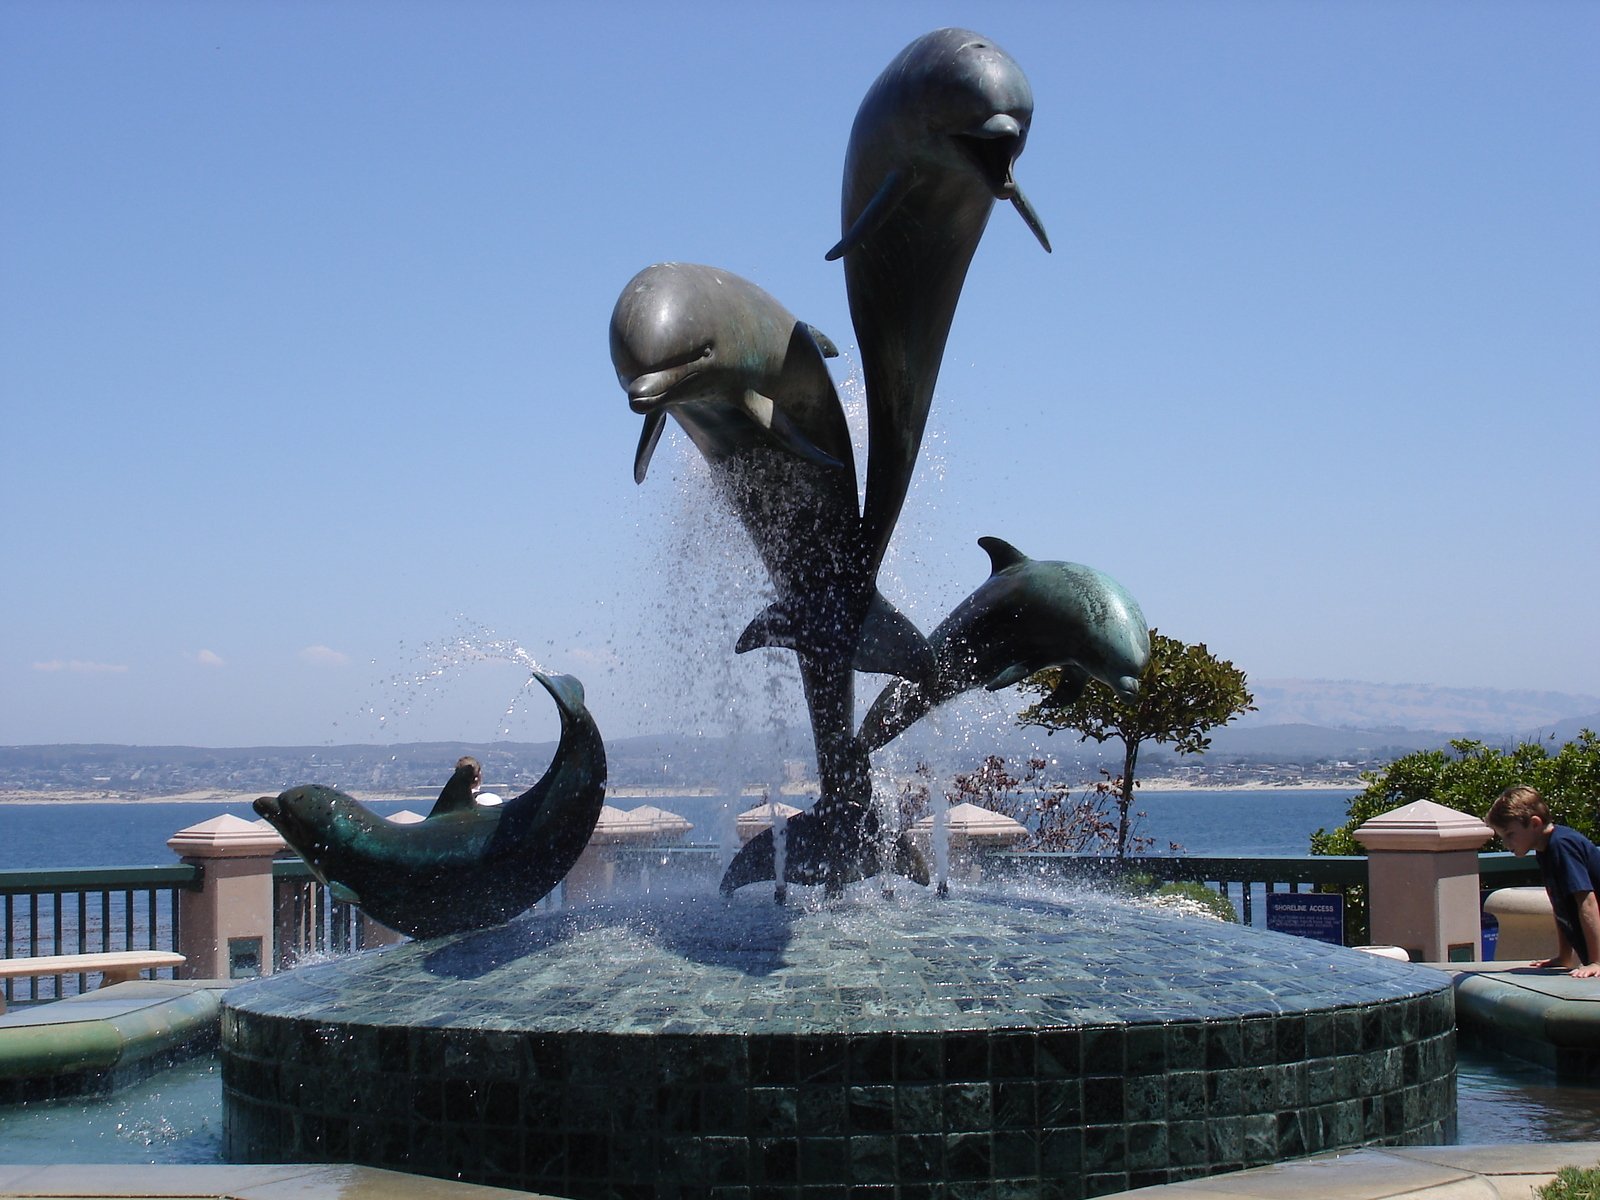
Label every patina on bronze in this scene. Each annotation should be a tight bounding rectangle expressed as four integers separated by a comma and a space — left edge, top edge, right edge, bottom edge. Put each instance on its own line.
860, 537, 1150, 752
253, 672, 605, 938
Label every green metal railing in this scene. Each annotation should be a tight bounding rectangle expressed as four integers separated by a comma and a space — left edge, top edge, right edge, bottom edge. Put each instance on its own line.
0, 864, 200, 1007
0, 849, 1554, 1006
271, 859, 364, 966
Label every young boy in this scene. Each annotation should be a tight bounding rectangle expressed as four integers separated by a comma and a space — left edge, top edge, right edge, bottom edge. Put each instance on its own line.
1486, 785, 1600, 978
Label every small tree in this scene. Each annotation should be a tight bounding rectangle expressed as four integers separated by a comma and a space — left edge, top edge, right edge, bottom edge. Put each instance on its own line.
897, 757, 1154, 854
1017, 630, 1255, 856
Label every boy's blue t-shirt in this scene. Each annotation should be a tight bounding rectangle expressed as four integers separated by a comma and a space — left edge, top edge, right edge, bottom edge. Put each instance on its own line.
1536, 824, 1600, 963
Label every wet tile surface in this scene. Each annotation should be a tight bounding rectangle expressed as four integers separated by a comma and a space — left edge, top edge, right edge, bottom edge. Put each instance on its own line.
222, 886, 1457, 1199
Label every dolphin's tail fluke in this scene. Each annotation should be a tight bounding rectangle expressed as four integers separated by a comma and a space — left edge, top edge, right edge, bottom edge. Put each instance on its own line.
718, 806, 928, 895
735, 590, 933, 683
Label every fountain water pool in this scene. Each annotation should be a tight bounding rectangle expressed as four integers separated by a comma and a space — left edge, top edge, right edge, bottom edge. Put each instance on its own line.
221, 882, 1454, 1197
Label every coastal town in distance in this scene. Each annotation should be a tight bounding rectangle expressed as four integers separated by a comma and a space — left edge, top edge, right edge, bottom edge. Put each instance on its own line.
2, 679, 1594, 805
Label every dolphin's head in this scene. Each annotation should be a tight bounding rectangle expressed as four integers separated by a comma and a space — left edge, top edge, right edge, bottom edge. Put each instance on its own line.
610, 263, 788, 415
918, 31, 1035, 201
611, 292, 715, 418
254, 785, 350, 874
1067, 567, 1151, 700
859, 29, 1050, 252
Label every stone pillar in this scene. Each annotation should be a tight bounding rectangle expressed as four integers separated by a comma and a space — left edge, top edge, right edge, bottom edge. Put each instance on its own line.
1354, 799, 1494, 963
168, 814, 286, 981
1483, 887, 1558, 962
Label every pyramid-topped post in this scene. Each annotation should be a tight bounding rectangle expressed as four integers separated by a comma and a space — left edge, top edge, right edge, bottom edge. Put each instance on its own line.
1354, 799, 1494, 962
168, 813, 286, 980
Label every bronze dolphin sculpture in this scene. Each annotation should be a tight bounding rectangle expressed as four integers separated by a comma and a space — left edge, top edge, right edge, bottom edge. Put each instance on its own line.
859, 537, 1150, 751
830, 28, 1052, 579
253, 671, 606, 939
611, 262, 930, 892
609, 261, 929, 682
718, 802, 930, 897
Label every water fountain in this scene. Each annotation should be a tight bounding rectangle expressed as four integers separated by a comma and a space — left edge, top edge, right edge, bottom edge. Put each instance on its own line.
227, 27, 1455, 1199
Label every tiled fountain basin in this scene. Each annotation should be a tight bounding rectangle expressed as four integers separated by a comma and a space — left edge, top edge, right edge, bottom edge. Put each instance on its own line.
221, 886, 1455, 1199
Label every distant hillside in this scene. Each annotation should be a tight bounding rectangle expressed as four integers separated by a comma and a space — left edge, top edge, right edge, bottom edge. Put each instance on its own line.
1240, 680, 1599, 735
3, 679, 1595, 797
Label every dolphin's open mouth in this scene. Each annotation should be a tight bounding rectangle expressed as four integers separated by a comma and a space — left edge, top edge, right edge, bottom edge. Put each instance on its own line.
953, 115, 1024, 199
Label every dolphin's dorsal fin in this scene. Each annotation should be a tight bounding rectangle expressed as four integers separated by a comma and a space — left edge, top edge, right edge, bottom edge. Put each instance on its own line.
1010, 184, 1053, 253
825, 168, 911, 261
428, 764, 480, 819
852, 591, 934, 682
633, 410, 667, 484
984, 661, 1038, 692
1043, 664, 1090, 708
978, 536, 1028, 575
804, 324, 840, 358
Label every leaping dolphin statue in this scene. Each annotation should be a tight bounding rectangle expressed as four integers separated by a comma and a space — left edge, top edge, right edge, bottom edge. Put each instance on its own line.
611, 262, 931, 892
830, 29, 1051, 579
253, 671, 606, 939
859, 538, 1150, 751
609, 261, 929, 682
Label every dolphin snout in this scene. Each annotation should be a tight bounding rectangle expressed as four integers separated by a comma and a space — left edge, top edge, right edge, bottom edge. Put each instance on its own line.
1114, 676, 1141, 701
253, 795, 279, 819
974, 113, 1023, 140
626, 363, 704, 411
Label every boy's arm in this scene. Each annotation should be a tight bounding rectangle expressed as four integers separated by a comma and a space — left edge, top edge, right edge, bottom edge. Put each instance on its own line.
1574, 892, 1600, 978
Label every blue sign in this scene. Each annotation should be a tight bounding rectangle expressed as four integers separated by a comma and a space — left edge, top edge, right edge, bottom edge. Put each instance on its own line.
1265, 892, 1344, 946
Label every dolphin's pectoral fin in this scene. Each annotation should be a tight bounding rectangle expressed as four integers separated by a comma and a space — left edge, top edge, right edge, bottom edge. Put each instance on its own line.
1010, 183, 1052, 253
736, 604, 797, 656
633, 410, 668, 484
825, 168, 911, 261
1043, 664, 1090, 708
978, 535, 1029, 575
751, 395, 847, 470
804, 324, 840, 359
328, 881, 362, 905
984, 661, 1038, 692
852, 591, 934, 682
857, 678, 929, 752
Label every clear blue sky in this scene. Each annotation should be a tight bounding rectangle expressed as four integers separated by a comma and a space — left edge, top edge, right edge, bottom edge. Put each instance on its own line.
2, 1, 1595, 748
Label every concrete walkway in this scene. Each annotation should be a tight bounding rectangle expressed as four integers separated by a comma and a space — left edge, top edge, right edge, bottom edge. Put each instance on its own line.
0, 1164, 560, 1198
0, 1149, 1596, 1200
1112, 1144, 1600, 1198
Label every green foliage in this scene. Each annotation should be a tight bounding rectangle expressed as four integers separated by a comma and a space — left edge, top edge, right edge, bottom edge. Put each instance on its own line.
1539, 1165, 1600, 1200
1310, 730, 1600, 857
1017, 630, 1255, 855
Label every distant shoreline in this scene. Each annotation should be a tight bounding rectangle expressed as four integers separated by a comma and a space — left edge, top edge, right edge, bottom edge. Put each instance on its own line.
0, 778, 1364, 806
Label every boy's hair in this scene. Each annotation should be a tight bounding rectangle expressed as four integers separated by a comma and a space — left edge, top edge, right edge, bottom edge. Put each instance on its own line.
1487, 784, 1549, 829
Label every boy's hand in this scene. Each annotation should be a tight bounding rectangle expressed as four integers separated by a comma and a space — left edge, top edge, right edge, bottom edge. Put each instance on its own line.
1533, 956, 1576, 969
1573, 962, 1600, 979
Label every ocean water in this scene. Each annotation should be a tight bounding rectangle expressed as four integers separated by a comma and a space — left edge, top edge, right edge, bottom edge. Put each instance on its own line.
0, 788, 1356, 871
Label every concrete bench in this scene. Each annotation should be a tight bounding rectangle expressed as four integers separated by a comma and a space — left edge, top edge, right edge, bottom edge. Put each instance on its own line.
0, 950, 186, 1014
